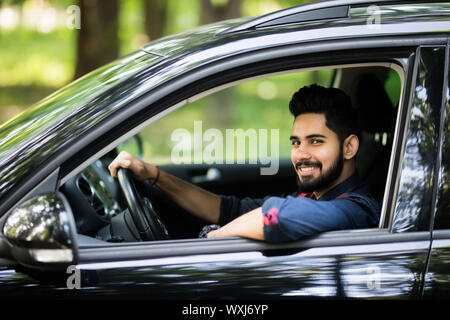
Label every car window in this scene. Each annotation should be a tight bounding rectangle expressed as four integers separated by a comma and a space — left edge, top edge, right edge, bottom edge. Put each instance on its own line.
111, 64, 402, 241
432, 48, 450, 230
57, 59, 406, 245
392, 47, 446, 232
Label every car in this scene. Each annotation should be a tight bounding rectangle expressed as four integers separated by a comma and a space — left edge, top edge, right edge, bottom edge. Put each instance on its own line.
0, 0, 449, 301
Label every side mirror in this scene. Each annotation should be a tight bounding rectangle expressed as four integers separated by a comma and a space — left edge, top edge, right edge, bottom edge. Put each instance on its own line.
2, 192, 78, 270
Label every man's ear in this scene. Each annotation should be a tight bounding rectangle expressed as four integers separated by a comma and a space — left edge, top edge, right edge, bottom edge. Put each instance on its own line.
343, 134, 359, 160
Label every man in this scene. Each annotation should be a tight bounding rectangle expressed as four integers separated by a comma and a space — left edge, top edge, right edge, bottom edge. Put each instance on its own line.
108, 84, 381, 242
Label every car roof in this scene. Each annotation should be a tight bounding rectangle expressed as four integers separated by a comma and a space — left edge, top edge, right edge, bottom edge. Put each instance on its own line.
142, 0, 450, 59
0, 0, 449, 215
223, 0, 450, 34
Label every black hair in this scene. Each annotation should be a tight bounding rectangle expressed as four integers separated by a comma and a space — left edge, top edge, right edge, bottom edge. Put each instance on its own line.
289, 84, 360, 143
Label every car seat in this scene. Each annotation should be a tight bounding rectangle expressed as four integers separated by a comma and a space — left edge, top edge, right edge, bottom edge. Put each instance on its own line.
353, 72, 396, 203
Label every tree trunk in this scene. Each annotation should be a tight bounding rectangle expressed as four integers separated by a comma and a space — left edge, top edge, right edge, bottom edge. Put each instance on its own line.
201, 0, 241, 24
144, 0, 167, 41
74, 0, 119, 79
200, 0, 242, 126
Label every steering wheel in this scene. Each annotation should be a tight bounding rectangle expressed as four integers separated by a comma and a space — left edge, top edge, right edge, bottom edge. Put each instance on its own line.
117, 168, 169, 241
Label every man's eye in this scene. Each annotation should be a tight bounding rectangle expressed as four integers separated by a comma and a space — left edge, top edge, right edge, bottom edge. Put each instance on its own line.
291, 140, 300, 146
311, 139, 323, 145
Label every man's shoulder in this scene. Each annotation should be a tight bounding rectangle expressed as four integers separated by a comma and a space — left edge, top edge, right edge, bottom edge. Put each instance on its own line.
336, 191, 380, 208
334, 191, 382, 224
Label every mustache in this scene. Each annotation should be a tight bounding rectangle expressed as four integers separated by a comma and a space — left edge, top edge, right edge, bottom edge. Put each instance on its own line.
295, 161, 322, 170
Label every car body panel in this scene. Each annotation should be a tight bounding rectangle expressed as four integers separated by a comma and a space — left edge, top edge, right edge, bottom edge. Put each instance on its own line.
0, 230, 430, 299
78, 241, 427, 299
424, 235, 450, 297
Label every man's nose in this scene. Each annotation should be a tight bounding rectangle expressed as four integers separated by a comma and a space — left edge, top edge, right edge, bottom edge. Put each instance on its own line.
293, 144, 312, 160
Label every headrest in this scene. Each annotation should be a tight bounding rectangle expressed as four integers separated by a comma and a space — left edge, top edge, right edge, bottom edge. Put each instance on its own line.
354, 73, 394, 133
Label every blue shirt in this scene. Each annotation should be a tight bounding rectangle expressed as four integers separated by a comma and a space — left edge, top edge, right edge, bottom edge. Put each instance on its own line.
219, 173, 381, 243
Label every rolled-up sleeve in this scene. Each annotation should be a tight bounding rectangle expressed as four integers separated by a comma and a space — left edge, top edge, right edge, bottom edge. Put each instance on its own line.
262, 195, 380, 243
219, 195, 267, 226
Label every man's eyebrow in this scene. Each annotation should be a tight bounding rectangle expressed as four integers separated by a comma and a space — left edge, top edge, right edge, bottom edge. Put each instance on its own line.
290, 134, 328, 140
306, 134, 328, 139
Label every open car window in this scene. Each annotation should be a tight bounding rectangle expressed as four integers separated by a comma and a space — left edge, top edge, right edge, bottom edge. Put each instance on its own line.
60, 62, 403, 245
121, 69, 335, 166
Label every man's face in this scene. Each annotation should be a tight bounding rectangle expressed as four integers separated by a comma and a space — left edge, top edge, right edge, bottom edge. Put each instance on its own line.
290, 113, 344, 194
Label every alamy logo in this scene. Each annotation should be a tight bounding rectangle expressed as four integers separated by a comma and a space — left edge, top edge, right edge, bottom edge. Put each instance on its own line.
367, 5, 381, 29
66, 5, 81, 30
366, 265, 381, 290
171, 121, 280, 175
66, 265, 81, 289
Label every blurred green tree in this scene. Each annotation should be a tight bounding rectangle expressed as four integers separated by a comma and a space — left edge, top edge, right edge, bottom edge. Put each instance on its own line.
144, 0, 167, 41
201, 0, 241, 24
74, 0, 119, 78
199, 0, 243, 127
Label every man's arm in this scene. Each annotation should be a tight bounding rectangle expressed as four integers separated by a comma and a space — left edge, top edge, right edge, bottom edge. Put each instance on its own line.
108, 151, 221, 224
207, 207, 264, 240
207, 194, 380, 242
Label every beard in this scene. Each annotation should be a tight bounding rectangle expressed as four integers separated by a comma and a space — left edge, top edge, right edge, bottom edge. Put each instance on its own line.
296, 147, 344, 194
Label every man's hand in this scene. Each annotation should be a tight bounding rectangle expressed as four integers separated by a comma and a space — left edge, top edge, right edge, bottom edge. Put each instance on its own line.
109, 151, 221, 224
108, 151, 157, 182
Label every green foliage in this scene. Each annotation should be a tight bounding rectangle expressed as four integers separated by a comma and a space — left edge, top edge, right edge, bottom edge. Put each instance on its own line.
165, 0, 200, 35
0, 27, 75, 86
119, 0, 145, 56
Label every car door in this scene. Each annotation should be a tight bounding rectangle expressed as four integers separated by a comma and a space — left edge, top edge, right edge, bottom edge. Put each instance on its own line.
63, 46, 442, 300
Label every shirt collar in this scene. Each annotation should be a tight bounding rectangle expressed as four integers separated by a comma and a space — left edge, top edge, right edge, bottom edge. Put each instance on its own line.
317, 172, 363, 201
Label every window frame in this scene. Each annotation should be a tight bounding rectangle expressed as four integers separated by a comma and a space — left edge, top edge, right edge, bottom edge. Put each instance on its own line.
65, 45, 424, 264
429, 44, 450, 233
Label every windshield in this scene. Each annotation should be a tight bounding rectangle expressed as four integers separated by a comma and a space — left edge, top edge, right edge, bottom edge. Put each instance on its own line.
0, 50, 161, 204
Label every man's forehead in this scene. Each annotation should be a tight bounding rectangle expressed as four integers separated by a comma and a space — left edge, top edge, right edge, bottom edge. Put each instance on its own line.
291, 113, 331, 138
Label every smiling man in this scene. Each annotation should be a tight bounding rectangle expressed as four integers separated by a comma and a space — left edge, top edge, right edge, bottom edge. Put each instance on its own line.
206, 84, 381, 242
109, 84, 381, 243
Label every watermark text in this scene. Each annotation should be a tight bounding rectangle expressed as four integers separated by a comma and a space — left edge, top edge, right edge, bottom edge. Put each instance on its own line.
171, 121, 279, 175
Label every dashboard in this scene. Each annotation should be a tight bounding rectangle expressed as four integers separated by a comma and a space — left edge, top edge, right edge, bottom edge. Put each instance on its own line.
61, 158, 125, 237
